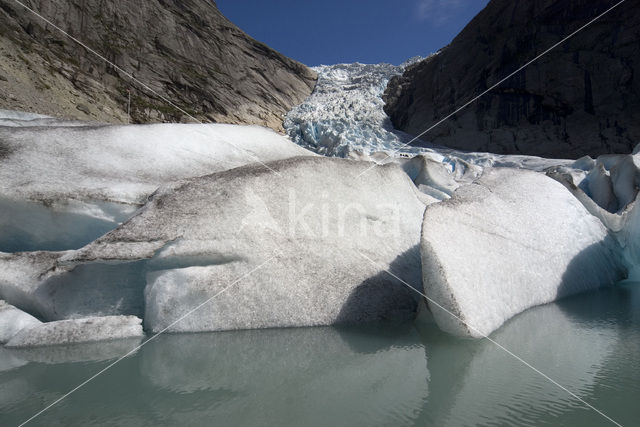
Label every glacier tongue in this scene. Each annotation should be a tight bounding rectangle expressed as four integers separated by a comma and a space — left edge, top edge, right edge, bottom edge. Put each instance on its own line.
282, 59, 640, 339
284, 61, 423, 157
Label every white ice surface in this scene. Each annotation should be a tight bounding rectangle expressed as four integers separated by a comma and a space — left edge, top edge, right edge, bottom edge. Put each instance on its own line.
0, 250, 149, 321
5, 315, 143, 348
47, 157, 426, 332
0, 300, 41, 343
0, 122, 313, 205
284, 61, 422, 157
620, 200, 640, 280
0, 121, 313, 252
420, 168, 625, 337
0, 157, 426, 332
548, 149, 640, 279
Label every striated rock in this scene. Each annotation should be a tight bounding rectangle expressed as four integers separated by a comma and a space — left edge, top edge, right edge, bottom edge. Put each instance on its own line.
384, 0, 640, 159
0, 0, 316, 130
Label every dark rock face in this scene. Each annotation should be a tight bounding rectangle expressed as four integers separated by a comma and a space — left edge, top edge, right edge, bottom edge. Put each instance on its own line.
384, 0, 640, 159
0, 0, 316, 130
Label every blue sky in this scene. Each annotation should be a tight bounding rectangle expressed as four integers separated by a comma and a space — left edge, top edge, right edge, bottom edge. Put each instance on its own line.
216, 0, 490, 66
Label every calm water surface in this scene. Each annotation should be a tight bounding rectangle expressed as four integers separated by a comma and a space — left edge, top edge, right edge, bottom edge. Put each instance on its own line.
1, 281, 639, 426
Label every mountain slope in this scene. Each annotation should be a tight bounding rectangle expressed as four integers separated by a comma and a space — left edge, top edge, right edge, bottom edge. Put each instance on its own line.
384, 0, 639, 158
0, 0, 316, 130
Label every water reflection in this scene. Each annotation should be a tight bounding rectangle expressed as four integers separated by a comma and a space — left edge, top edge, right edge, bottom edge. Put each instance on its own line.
0, 324, 429, 427
140, 325, 429, 426
4, 338, 142, 365
0, 284, 638, 426
416, 283, 639, 426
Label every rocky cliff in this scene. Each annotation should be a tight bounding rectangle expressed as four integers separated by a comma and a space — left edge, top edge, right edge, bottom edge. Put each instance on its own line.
0, 0, 316, 130
384, 0, 639, 159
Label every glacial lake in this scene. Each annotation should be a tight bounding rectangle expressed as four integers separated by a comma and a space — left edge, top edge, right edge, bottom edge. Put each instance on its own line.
1, 281, 638, 427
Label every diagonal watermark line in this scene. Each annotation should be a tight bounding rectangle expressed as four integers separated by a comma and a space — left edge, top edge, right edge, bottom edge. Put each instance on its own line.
17, 253, 279, 427
356, 0, 627, 177
11, 0, 283, 176
11, 0, 194, 123
357, 251, 623, 427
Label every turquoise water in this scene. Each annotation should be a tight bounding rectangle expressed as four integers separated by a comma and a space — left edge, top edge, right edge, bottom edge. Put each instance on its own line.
1, 282, 639, 426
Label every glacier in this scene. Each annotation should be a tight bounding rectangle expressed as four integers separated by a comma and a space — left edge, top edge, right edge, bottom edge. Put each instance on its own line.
284, 61, 424, 157
283, 61, 575, 173
0, 55, 639, 345
284, 60, 640, 337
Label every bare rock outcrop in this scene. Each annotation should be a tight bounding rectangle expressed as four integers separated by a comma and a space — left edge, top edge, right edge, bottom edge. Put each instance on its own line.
0, 0, 316, 130
384, 0, 639, 159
